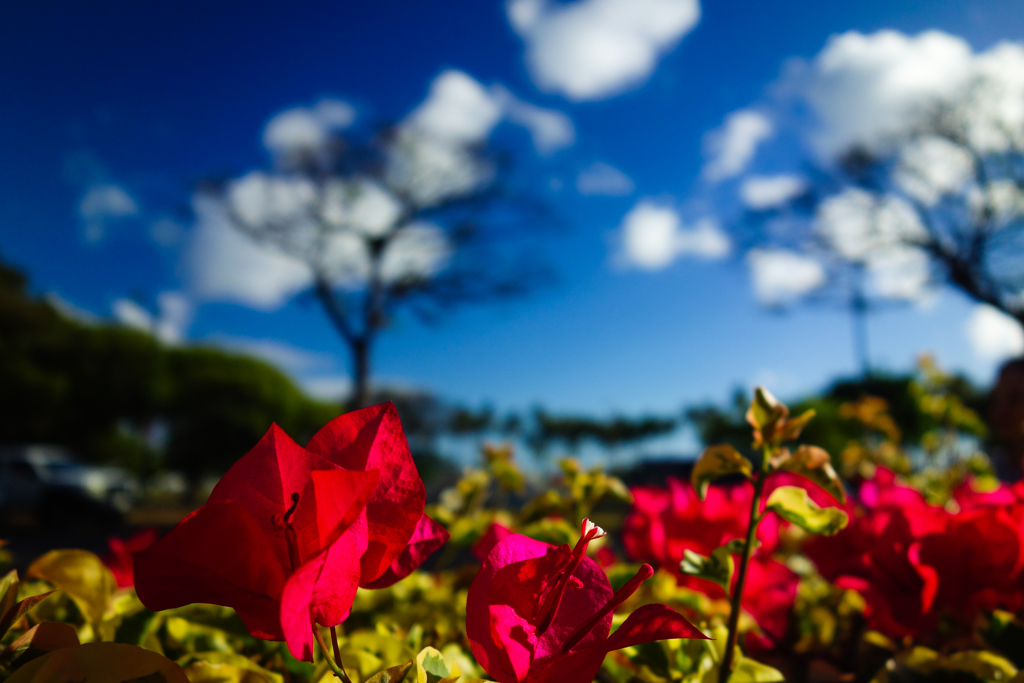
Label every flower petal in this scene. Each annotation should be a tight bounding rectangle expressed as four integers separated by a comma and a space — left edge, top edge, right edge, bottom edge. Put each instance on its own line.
603, 604, 708, 651
306, 403, 426, 583
134, 501, 287, 641
208, 424, 340, 570
361, 513, 450, 589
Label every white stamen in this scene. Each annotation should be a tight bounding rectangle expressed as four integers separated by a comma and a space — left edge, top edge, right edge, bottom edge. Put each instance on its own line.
583, 518, 606, 539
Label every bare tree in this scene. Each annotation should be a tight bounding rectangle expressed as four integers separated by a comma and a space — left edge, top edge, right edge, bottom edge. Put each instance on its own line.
217, 89, 550, 408
734, 71, 1024, 372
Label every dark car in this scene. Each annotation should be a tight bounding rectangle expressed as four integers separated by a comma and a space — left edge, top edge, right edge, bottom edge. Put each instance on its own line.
0, 445, 139, 526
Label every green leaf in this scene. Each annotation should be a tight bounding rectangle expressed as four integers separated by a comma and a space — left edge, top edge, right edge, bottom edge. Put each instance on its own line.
179, 652, 283, 683
765, 486, 848, 536
680, 547, 734, 591
728, 657, 785, 682
365, 662, 415, 683
692, 445, 754, 500
775, 445, 847, 504
415, 647, 461, 683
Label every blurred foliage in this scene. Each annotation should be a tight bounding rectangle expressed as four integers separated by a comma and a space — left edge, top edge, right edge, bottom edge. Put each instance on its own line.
0, 258, 337, 478
686, 359, 987, 470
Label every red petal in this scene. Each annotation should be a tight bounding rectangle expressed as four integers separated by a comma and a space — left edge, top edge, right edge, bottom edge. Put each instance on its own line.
280, 515, 369, 662
361, 513, 450, 589
290, 469, 379, 564
208, 424, 341, 570
604, 604, 708, 651
311, 512, 369, 627
134, 501, 287, 641
523, 648, 606, 683
306, 403, 426, 583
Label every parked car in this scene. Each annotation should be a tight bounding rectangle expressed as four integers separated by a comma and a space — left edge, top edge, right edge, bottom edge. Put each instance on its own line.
0, 445, 140, 526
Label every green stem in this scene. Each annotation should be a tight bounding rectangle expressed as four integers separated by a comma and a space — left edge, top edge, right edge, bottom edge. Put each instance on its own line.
313, 624, 352, 683
718, 450, 770, 683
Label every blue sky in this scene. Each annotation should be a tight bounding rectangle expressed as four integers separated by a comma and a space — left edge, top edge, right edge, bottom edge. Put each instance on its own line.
2, 0, 1024, 422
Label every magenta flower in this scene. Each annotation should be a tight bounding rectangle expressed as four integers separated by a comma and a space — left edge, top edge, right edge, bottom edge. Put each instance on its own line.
467, 520, 707, 683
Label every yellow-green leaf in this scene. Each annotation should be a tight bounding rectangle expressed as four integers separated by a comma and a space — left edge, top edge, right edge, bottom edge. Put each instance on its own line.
692, 445, 754, 500
765, 486, 848, 536
364, 661, 414, 683
178, 652, 283, 683
746, 387, 787, 432
27, 550, 116, 627
728, 657, 785, 682
415, 647, 461, 683
680, 547, 734, 591
776, 445, 846, 504
6, 642, 190, 683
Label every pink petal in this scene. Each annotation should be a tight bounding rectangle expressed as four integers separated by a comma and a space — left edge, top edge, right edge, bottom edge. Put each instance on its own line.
306, 402, 426, 584
472, 523, 514, 563
290, 469, 379, 564
280, 552, 325, 662
522, 648, 606, 683
361, 513, 450, 589
311, 513, 369, 628
134, 501, 287, 641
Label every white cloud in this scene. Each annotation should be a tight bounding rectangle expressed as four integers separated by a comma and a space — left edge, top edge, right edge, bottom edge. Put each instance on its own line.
301, 375, 352, 401
187, 194, 313, 310
112, 299, 153, 333
262, 98, 355, 163
967, 304, 1024, 360
507, 0, 701, 101
210, 335, 335, 373
576, 161, 635, 196
618, 200, 729, 269
746, 249, 825, 305
406, 70, 504, 145
815, 188, 932, 302
492, 85, 576, 154
320, 178, 404, 238
740, 174, 807, 209
380, 222, 451, 284
111, 291, 192, 345
388, 71, 576, 205
783, 30, 1024, 158
45, 293, 98, 325
702, 110, 773, 182
79, 183, 139, 241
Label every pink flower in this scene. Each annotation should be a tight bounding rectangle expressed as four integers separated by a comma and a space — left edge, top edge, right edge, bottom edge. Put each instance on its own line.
467, 520, 706, 683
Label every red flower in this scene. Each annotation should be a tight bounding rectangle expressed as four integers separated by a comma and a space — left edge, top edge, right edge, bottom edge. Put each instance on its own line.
135, 403, 447, 661
804, 469, 948, 637
102, 528, 158, 588
622, 476, 815, 645
467, 520, 706, 683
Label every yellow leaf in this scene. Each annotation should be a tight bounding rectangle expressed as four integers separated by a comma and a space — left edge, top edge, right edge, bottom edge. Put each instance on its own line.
179, 653, 282, 683
27, 551, 116, 628
692, 445, 754, 500
6, 642, 189, 683
765, 486, 848, 536
728, 657, 785, 682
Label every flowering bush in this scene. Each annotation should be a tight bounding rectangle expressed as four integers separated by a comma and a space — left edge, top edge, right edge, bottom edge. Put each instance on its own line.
2, 388, 1024, 683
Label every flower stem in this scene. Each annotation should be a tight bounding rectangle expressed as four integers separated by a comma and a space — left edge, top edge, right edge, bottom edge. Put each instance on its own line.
718, 450, 769, 683
313, 624, 352, 683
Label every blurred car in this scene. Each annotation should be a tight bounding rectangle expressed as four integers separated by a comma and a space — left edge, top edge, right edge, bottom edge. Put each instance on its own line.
0, 445, 140, 525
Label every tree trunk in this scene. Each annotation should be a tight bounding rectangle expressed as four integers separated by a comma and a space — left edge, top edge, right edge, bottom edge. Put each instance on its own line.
349, 337, 371, 410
